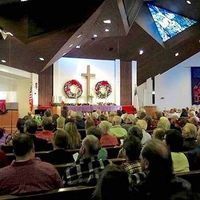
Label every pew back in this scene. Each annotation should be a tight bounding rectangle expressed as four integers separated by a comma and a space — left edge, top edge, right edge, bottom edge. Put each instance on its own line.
0, 186, 95, 200
176, 170, 200, 192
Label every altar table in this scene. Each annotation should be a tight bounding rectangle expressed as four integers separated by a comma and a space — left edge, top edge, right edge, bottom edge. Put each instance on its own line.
65, 105, 122, 112
0, 100, 6, 113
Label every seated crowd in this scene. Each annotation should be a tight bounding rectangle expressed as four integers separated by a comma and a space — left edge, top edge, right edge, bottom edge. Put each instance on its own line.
0, 107, 200, 199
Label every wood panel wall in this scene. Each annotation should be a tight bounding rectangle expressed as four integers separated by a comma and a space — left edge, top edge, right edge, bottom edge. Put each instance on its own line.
0, 110, 18, 134
38, 65, 53, 106
120, 61, 132, 105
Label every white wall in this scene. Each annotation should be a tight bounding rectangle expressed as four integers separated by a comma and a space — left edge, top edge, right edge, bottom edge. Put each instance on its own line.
138, 51, 200, 110
0, 75, 17, 102
53, 57, 121, 104
0, 64, 37, 117
138, 78, 153, 107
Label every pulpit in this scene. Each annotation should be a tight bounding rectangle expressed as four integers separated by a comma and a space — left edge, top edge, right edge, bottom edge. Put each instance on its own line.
0, 102, 18, 134
35, 105, 52, 116
144, 106, 157, 118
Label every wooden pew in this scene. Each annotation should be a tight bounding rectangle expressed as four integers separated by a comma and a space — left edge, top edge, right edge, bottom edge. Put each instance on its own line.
176, 170, 200, 192
183, 150, 200, 171
5, 146, 122, 166
110, 158, 126, 165
54, 163, 74, 177
5, 151, 53, 164
0, 186, 95, 200
53, 158, 126, 177
1, 142, 53, 154
1, 145, 14, 153
106, 146, 121, 159
5, 149, 79, 164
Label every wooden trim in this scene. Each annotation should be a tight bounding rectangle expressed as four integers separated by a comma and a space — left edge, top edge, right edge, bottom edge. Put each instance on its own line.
38, 65, 53, 106
120, 61, 132, 105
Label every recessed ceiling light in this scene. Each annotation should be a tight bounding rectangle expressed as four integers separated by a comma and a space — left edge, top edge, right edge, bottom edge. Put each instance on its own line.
76, 45, 81, 49
77, 34, 82, 38
62, 53, 66, 56
105, 29, 110, 32
139, 49, 144, 55
186, 0, 192, 4
69, 44, 73, 47
39, 57, 44, 61
103, 19, 111, 24
21, 0, 28, 2
93, 34, 98, 38
175, 52, 179, 57
1, 59, 6, 63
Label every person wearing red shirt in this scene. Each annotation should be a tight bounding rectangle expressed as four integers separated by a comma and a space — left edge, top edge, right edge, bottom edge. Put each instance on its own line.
98, 121, 119, 147
0, 134, 63, 195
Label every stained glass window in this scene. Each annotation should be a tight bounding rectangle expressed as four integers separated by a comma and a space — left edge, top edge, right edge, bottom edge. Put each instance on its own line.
147, 4, 197, 42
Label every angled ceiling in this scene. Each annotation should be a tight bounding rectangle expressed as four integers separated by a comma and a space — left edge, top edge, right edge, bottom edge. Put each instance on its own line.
0, 0, 199, 85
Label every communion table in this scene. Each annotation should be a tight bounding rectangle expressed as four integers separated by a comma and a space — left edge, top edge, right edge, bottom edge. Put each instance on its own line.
64, 105, 122, 112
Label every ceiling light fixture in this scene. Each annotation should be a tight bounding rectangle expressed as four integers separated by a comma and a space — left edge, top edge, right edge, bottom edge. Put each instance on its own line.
105, 28, 110, 32
76, 45, 81, 49
103, 19, 111, 24
186, 0, 192, 4
39, 57, 44, 61
21, 0, 28, 1
69, 44, 73, 47
175, 52, 179, 57
1, 59, 6, 63
139, 49, 144, 55
77, 34, 82, 38
93, 34, 98, 38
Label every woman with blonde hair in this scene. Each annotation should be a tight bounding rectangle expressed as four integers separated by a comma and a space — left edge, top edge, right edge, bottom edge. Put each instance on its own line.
182, 122, 198, 151
157, 117, 171, 130
56, 116, 65, 130
64, 122, 81, 149
136, 119, 151, 145
122, 114, 137, 131
85, 117, 95, 130
99, 121, 119, 147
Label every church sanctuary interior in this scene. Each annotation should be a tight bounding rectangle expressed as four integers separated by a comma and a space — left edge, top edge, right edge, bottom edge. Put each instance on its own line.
1, 0, 200, 199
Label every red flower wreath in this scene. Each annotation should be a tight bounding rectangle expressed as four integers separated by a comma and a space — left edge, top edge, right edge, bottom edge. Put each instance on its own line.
64, 79, 83, 98
95, 80, 112, 99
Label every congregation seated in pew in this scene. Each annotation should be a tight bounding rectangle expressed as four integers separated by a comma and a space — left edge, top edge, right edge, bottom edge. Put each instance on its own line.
63, 135, 111, 186
2, 106, 200, 198
86, 126, 108, 160
0, 134, 63, 195
98, 121, 119, 147
44, 129, 74, 165
24, 119, 52, 152
120, 136, 142, 175
165, 129, 190, 173
93, 165, 131, 200
130, 139, 191, 200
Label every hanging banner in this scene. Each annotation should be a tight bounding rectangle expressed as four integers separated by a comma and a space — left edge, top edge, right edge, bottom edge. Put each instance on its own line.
191, 67, 200, 105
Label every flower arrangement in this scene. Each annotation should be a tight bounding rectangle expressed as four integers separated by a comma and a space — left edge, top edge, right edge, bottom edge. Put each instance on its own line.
64, 79, 83, 98
95, 80, 112, 99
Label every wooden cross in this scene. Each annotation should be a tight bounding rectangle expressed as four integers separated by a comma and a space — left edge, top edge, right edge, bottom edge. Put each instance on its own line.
81, 65, 95, 103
